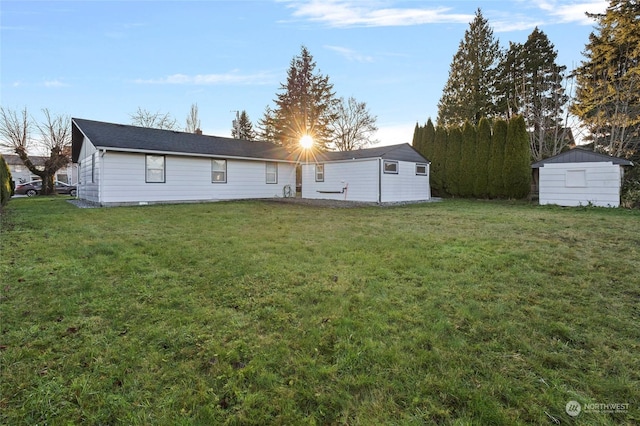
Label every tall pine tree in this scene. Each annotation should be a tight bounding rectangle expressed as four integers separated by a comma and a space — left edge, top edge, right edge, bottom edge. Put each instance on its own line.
571, 0, 640, 157
271, 46, 338, 151
498, 28, 569, 161
437, 9, 501, 127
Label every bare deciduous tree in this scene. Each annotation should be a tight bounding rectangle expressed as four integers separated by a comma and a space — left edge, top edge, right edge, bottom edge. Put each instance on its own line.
185, 103, 201, 133
0, 107, 71, 195
329, 97, 378, 151
130, 107, 178, 130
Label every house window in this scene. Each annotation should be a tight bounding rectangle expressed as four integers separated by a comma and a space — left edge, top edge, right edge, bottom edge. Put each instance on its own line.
416, 163, 428, 176
383, 160, 398, 174
565, 169, 586, 187
315, 164, 324, 182
146, 155, 165, 183
266, 162, 278, 184
211, 159, 227, 183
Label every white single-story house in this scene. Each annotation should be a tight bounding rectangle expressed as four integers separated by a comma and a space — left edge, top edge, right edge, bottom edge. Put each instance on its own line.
71, 118, 297, 206
531, 148, 633, 208
301, 144, 431, 203
3, 154, 78, 186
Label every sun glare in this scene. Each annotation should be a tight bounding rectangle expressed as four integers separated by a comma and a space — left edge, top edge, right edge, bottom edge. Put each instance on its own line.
299, 135, 314, 149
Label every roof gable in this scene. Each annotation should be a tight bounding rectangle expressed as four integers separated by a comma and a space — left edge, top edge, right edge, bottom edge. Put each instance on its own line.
312, 143, 429, 163
531, 148, 634, 168
72, 118, 294, 163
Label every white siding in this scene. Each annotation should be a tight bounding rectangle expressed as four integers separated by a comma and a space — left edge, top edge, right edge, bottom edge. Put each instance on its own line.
381, 160, 430, 202
302, 159, 430, 203
302, 159, 380, 202
538, 162, 623, 207
77, 137, 100, 202
98, 152, 296, 205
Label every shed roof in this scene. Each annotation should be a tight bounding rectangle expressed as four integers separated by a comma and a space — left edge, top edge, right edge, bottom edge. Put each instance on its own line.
72, 118, 294, 163
311, 143, 429, 163
531, 148, 634, 168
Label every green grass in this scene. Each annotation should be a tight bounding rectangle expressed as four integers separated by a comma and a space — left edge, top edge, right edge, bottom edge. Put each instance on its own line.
1, 197, 638, 425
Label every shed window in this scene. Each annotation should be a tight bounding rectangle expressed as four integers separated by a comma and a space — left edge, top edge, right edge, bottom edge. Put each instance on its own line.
416, 163, 428, 176
266, 162, 278, 184
565, 169, 586, 187
212, 159, 227, 183
383, 160, 398, 174
316, 164, 324, 182
146, 155, 165, 183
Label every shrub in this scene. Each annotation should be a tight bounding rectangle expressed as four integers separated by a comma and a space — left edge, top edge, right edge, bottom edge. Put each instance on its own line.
621, 165, 640, 209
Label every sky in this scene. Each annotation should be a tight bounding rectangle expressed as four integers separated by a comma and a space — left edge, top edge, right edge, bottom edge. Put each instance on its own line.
1, 0, 609, 151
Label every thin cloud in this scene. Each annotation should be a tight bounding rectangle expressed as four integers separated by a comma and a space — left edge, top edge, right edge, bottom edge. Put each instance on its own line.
532, 0, 608, 24
134, 71, 276, 86
281, 0, 473, 28
324, 45, 374, 63
43, 79, 69, 88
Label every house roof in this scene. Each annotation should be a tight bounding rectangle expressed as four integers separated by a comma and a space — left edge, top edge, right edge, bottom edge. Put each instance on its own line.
72, 118, 295, 163
531, 148, 634, 168
2, 154, 48, 166
310, 143, 429, 163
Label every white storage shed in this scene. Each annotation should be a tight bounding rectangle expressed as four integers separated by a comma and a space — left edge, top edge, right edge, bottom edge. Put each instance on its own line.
531, 148, 633, 208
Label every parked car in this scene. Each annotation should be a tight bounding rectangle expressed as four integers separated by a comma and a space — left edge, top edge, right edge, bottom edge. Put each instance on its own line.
14, 180, 77, 197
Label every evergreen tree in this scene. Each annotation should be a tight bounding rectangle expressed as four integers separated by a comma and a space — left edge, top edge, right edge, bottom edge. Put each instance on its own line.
432, 125, 448, 195
272, 46, 338, 151
488, 118, 508, 198
459, 121, 477, 197
504, 115, 531, 199
445, 126, 463, 196
571, 0, 640, 157
437, 9, 501, 127
231, 110, 256, 140
257, 106, 277, 143
498, 28, 569, 161
474, 117, 492, 197
411, 122, 422, 152
423, 118, 436, 162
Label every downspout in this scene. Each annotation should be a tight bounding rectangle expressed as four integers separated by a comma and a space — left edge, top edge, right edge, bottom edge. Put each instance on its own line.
378, 158, 382, 204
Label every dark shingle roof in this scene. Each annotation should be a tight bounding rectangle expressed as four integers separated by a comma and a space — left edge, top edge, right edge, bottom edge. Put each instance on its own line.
2, 154, 48, 166
311, 143, 429, 163
531, 148, 634, 168
72, 118, 294, 163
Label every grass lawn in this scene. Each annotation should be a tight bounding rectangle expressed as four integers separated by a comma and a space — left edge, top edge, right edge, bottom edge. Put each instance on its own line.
1, 197, 638, 425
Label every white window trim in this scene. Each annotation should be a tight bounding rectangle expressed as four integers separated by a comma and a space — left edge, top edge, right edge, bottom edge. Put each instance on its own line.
416, 163, 428, 176
211, 159, 227, 183
383, 160, 398, 174
315, 164, 324, 182
266, 162, 278, 184
146, 154, 166, 183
